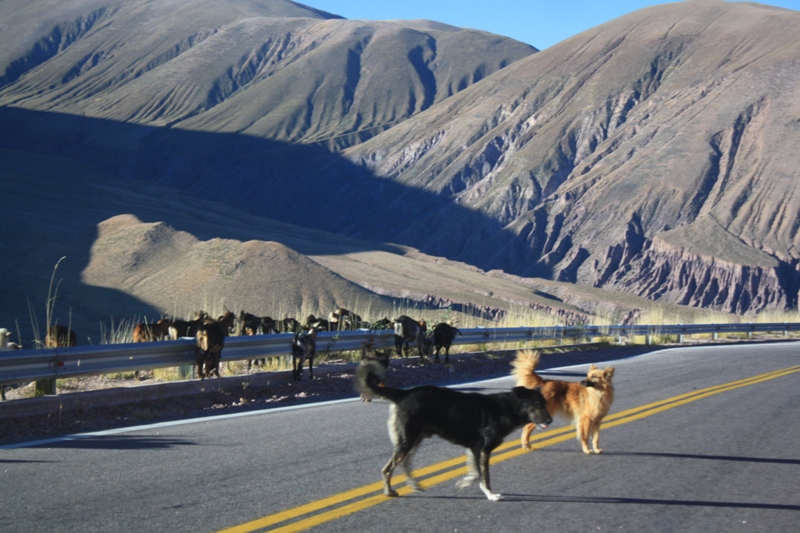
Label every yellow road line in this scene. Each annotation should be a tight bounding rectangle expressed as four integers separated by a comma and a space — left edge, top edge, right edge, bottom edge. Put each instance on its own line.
218, 364, 800, 533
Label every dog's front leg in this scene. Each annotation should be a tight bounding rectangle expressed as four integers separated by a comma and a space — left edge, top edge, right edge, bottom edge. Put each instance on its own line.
590, 421, 603, 454
477, 449, 503, 501
520, 422, 536, 450
577, 417, 593, 454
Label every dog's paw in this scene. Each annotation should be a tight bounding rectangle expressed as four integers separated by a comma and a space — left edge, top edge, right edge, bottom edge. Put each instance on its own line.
384, 488, 399, 497
486, 492, 505, 502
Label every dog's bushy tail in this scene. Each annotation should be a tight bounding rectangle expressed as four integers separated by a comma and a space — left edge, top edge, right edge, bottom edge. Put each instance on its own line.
511, 350, 545, 388
354, 360, 390, 401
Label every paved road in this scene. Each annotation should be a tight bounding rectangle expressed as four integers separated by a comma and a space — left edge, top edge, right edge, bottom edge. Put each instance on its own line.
2, 342, 799, 532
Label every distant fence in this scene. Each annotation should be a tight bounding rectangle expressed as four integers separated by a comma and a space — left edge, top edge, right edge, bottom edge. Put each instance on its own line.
1, 322, 799, 388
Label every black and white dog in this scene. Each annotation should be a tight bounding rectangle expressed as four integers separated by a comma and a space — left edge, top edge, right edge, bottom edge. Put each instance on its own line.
355, 361, 551, 501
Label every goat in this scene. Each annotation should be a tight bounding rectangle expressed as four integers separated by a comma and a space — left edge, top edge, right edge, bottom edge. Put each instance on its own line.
261, 317, 278, 335
236, 310, 264, 336
169, 311, 208, 340
305, 314, 330, 331
369, 317, 393, 330
195, 317, 230, 379
1, 328, 22, 400
329, 307, 362, 331
45, 325, 77, 348
242, 314, 278, 370
392, 315, 432, 360
216, 311, 237, 333
432, 323, 462, 364
277, 317, 301, 334
291, 326, 320, 381
132, 318, 173, 343
0, 328, 21, 350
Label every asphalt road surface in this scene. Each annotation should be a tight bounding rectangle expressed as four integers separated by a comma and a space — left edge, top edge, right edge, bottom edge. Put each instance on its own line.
2, 342, 799, 532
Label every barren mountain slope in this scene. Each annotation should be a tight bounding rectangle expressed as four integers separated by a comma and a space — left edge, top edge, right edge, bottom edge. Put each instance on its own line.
0, 148, 720, 348
0, 0, 535, 149
337, 1, 800, 313
81, 214, 396, 318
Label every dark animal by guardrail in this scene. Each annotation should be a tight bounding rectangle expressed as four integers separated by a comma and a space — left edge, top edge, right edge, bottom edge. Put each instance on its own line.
292, 327, 320, 381
195, 314, 234, 379
168, 311, 208, 340
393, 315, 432, 359
432, 323, 462, 364
45, 325, 77, 348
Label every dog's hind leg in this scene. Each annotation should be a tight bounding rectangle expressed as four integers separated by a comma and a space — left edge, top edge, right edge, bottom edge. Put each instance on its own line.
382, 445, 417, 497
382, 414, 421, 497
381, 454, 402, 497
398, 446, 422, 493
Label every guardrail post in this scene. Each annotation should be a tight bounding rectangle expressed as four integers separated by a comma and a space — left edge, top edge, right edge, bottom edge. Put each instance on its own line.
678, 334, 684, 344
713, 331, 718, 341
35, 379, 56, 396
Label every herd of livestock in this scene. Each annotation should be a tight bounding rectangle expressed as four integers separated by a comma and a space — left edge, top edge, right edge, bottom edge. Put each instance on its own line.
0, 308, 464, 383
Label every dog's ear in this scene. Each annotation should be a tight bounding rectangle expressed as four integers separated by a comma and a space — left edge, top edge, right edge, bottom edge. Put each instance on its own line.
589, 364, 597, 371
604, 367, 615, 379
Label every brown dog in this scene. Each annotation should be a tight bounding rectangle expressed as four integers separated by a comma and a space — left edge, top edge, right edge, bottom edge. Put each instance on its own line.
511, 350, 615, 454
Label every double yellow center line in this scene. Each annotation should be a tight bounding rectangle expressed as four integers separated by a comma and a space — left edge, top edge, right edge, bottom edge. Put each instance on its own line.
219, 364, 800, 533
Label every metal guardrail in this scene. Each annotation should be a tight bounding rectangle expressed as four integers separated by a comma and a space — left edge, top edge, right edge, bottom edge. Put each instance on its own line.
1, 322, 798, 387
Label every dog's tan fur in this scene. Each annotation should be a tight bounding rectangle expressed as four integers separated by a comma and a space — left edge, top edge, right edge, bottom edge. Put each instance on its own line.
511, 350, 615, 454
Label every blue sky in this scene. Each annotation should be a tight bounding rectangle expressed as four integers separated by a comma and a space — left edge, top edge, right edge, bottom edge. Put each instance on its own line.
304, 0, 800, 49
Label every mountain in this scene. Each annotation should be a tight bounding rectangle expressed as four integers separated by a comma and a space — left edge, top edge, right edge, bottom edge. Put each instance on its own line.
1, 0, 798, 328
324, 0, 800, 314
0, 0, 535, 149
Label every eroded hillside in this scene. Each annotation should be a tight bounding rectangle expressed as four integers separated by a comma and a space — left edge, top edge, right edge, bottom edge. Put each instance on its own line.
338, 1, 800, 313
2, 0, 798, 318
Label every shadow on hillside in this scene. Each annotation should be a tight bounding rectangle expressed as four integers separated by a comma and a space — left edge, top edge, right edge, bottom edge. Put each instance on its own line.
0, 106, 559, 343
0, 106, 543, 275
